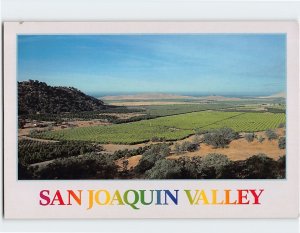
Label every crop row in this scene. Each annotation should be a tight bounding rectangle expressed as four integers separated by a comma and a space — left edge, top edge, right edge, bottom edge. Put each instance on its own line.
39, 111, 285, 144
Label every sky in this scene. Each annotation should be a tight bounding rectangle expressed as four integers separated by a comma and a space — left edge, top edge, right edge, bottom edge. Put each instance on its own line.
18, 34, 286, 97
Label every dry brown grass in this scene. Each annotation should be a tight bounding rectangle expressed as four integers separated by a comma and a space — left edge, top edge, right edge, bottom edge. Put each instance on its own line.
169, 128, 285, 161
115, 155, 142, 171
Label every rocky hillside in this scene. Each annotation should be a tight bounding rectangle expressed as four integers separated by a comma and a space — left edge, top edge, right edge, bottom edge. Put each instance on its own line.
18, 80, 108, 115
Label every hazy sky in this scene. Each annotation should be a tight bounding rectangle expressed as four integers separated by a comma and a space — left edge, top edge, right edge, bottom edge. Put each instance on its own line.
18, 34, 286, 96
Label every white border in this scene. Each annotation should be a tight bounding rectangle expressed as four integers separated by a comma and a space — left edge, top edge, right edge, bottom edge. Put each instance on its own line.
3, 21, 299, 219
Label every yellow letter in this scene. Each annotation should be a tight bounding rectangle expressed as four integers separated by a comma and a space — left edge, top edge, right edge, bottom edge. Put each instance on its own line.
87, 190, 94, 210
196, 190, 209, 205
211, 189, 224, 205
95, 190, 111, 205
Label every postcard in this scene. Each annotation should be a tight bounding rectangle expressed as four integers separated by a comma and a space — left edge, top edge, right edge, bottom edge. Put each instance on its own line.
3, 21, 299, 218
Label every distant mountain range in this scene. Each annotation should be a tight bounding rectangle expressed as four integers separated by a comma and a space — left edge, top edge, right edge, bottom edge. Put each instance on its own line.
102, 93, 242, 101
18, 80, 109, 115
18, 80, 285, 115
102, 93, 195, 100
102, 92, 286, 101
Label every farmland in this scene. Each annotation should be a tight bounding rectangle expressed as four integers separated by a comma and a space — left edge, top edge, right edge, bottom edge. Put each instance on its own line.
18, 84, 287, 180
37, 111, 285, 144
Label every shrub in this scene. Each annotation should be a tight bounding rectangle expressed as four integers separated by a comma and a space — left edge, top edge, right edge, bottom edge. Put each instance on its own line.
151, 136, 165, 142
245, 133, 255, 142
258, 135, 265, 143
195, 129, 210, 135
18, 139, 102, 165
265, 129, 278, 140
278, 137, 286, 149
278, 122, 285, 128
111, 146, 150, 160
203, 128, 238, 148
193, 135, 201, 144
174, 143, 182, 154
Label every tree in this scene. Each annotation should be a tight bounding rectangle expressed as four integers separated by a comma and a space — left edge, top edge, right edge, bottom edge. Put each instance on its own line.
203, 128, 238, 148
265, 129, 278, 140
245, 133, 255, 142
220, 154, 279, 179
135, 144, 170, 174
175, 156, 201, 178
277, 155, 286, 178
145, 159, 182, 179
173, 154, 231, 179
18, 118, 26, 129
122, 159, 129, 171
181, 141, 199, 152
278, 137, 286, 149
200, 153, 231, 178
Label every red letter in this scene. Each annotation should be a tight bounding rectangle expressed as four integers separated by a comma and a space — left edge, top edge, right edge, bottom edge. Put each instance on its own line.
50, 190, 66, 205
237, 190, 250, 204
39, 190, 51, 206
250, 189, 264, 204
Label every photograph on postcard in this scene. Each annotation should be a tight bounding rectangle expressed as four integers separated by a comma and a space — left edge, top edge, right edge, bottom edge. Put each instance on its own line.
17, 34, 287, 180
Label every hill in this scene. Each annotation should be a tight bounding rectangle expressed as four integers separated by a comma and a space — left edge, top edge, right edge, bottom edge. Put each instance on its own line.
18, 80, 108, 115
259, 92, 286, 99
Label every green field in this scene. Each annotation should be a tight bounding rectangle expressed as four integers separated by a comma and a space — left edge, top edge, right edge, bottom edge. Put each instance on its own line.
144, 103, 233, 116
39, 111, 285, 144
210, 112, 285, 131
